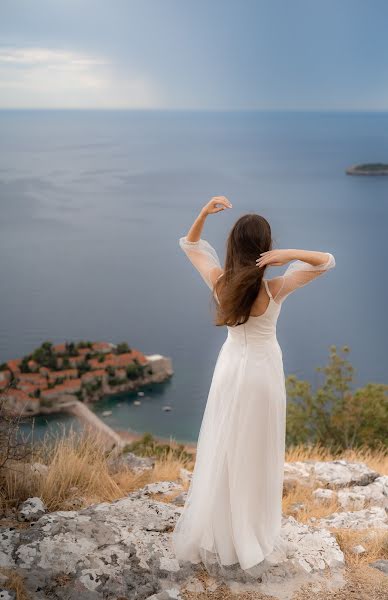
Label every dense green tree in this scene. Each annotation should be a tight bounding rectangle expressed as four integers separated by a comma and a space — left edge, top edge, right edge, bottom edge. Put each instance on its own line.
126, 364, 143, 380
117, 342, 131, 354
77, 361, 91, 376
31, 342, 58, 370
20, 356, 32, 373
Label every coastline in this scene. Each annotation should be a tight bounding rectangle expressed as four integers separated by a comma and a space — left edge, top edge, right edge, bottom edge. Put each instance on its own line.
58, 398, 198, 455
115, 427, 197, 455
1, 340, 174, 419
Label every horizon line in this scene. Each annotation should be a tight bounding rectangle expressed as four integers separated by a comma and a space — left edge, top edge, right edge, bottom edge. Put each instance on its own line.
1, 107, 388, 113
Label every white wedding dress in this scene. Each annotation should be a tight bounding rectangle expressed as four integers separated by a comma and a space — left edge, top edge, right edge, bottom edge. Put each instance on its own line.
172, 235, 335, 579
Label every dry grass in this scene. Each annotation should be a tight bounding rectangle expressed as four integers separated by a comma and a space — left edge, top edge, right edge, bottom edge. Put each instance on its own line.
0, 567, 30, 600
285, 443, 388, 475
0, 427, 192, 515
334, 528, 388, 566
1, 429, 387, 517
282, 482, 341, 522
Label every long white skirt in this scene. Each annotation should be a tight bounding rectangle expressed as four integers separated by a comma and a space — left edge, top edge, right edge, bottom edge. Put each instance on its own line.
172, 334, 287, 580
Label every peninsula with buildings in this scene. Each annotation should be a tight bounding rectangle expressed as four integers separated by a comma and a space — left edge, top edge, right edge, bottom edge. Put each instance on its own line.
346, 162, 388, 175
0, 340, 173, 418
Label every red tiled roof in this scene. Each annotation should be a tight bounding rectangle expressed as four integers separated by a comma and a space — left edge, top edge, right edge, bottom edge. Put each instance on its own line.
78, 347, 91, 355
52, 378, 82, 392
47, 369, 78, 381
68, 356, 86, 367
81, 369, 106, 383
7, 359, 22, 373
89, 351, 148, 370
40, 378, 82, 399
17, 373, 47, 385
53, 343, 67, 354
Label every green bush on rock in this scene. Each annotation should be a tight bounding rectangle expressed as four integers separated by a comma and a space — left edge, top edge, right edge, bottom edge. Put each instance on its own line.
286, 345, 388, 450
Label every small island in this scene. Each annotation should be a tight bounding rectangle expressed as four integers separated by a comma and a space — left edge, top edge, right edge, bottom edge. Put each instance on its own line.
346, 162, 388, 176
0, 340, 173, 418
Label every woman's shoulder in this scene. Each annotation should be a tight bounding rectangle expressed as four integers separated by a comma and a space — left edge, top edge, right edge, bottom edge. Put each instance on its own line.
264, 276, 284, 302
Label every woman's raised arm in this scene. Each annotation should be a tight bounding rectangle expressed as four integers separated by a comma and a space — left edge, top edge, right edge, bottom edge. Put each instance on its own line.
257, 248, 336, 303
179, 196, 232, 290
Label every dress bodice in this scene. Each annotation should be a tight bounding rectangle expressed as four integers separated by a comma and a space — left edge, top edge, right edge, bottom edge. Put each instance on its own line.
226, 295, 282, 348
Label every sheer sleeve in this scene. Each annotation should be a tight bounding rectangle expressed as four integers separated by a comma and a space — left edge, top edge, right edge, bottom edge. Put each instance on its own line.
269, 252, 336, 304
179, 236, 222, 291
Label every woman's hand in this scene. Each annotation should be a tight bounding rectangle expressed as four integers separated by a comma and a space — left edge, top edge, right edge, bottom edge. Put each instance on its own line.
201, 196, 232, 216
184, 196, 232, 244
256, 249, 294, 268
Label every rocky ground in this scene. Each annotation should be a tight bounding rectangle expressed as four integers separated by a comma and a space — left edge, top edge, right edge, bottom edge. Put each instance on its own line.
0, 458, 387, 600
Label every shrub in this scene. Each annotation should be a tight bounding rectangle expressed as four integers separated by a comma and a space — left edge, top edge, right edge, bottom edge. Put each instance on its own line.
83, 380, 102, 395
117, 342, 131, 354
77, 361, 91, 376
0, 385, 32, 476
31, 341, 58, 370
65, 342, 78, 356
286, 345, 388, 450
124, 432, 192, 463
76, 340, 93, 349
20, 356, 32, 373
126, 364, 143, 380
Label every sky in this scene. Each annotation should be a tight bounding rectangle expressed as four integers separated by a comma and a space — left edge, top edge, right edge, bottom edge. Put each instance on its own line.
0, 0, 387, 110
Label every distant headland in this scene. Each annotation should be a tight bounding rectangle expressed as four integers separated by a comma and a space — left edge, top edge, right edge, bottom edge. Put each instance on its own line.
346, 163, 388, 175
0, 340, 173, 418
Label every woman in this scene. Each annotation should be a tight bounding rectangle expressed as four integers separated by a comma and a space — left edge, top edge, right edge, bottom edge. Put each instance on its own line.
172, 196, 336, 579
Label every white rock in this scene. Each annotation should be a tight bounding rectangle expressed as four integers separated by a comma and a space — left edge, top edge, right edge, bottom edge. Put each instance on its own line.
313, 489, 336, 503
312, 475, 388, 511
284, 460, 379, 490
137, 481, 183, 496
0, 590, 15, 600
337, 475, 388, 510
288, 502, 305, 516
315, 506, 388, 529
179, 468, 192, 483
351, 545, 366, 555
369, 559, 388, 575
17, 497, 46, 522
0, 481, 346, 600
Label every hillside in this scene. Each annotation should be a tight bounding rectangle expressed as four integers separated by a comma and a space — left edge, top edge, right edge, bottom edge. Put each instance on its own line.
0, 431, 387, 600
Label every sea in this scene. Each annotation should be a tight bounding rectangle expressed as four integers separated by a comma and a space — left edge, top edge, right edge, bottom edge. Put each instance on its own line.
0, 109, 387, 444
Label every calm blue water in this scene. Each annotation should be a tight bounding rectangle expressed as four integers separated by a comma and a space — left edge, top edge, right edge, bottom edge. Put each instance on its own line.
0, 109, 387, 443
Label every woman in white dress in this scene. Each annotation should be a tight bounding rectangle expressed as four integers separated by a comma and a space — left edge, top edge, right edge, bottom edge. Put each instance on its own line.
172, 196, 336, 579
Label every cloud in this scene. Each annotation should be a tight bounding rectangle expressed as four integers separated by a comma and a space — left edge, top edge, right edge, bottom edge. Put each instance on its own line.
0, 46, 161, 108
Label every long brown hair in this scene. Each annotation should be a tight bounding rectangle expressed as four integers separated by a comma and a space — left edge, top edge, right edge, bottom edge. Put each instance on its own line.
213, 213, 272, 327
